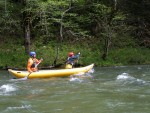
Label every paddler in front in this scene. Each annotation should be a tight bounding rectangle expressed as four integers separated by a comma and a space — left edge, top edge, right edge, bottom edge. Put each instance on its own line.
65, 52, 80, 69
27, 51, 43, 73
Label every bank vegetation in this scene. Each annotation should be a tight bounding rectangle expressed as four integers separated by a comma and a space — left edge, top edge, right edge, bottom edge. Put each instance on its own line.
0, 0, 150, 69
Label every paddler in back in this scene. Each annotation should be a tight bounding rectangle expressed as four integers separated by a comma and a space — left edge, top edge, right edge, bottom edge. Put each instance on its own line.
65, 52, 80, 69
27, 51, 43, 73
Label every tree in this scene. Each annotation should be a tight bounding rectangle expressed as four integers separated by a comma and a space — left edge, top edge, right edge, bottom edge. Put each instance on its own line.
21, 0, 31, 54
118, 0, 150, 48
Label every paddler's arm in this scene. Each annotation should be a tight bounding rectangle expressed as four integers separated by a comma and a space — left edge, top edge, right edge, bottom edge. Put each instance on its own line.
35, 58, 43, 64
72, 52, 80, 60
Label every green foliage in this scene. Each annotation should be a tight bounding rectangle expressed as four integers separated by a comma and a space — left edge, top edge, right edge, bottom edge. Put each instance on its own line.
0, 45, 27, 69
0, 0, 150, 69
109, 48, 150, 65
0, 42, 150, 69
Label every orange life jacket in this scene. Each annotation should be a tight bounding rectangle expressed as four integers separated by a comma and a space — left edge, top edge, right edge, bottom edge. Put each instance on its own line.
27, 58, 40, 73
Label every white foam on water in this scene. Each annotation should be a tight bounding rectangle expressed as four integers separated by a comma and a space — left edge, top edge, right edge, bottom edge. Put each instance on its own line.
85, 68, 95, 77
0, 84, 18, 95
3, 105, 33, 113
88, 68, 95, 73
116, 73, 146, 85
70, 77, 82, 82
69, 68, 95, 82
116, 73, 133, 80
9, 77, 28, 81
7, 105, 31, 110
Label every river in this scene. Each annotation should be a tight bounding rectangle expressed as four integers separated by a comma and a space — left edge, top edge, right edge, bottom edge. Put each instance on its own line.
0, 65, 150, 113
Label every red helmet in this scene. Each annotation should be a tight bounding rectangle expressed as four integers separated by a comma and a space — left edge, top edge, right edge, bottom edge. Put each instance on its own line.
68, 52, 74, 57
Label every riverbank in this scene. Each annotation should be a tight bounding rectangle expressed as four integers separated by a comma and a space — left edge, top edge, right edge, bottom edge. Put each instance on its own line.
0, 43, 150, 70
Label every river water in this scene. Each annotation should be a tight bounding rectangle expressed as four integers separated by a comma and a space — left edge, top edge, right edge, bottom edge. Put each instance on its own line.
0, 65, 150, 113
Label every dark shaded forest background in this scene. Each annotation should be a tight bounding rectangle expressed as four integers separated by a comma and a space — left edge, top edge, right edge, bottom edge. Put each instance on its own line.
0, 0, 150, 68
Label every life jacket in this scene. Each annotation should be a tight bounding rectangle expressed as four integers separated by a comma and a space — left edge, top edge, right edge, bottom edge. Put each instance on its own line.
30, 59, 37, 68
66, 54, 80, 66
27, 58, 39, 72
65, 54, 80, 69
66, 57, 74, 65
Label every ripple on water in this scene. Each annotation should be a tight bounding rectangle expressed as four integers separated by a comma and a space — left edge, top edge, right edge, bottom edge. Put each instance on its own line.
6, 105, 31, 110
1, 105, 33, 113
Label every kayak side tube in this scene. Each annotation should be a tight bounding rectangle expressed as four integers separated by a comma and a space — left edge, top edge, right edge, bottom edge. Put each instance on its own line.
8, 64, 94, 79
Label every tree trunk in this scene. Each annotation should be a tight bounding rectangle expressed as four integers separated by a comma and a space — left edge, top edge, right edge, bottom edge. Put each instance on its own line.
102, 1, 117, 61
102, 27, 111, 61
113, 0, 117, 10
22, 0, 31, 55
24, 21, 30, 54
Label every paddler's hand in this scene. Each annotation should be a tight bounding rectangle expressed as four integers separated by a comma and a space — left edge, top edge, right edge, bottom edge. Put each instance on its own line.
29, 71, 33, 73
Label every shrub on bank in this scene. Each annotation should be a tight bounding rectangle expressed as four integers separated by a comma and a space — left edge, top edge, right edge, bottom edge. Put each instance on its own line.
0, 44, 150, 69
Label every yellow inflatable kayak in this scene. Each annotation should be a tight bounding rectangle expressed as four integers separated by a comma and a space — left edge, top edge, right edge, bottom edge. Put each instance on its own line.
8, 64, 94, 79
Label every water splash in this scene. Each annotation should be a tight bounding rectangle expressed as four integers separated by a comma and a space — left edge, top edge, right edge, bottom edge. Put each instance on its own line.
85, 68, 95, 77
10, 77, 28, 81
69, 77, 83, 82
69, 68, 94, 82
116, 73, 146, 85
117, 73, 133, 80
0, 84, 18, 95
88, 68, 95, 73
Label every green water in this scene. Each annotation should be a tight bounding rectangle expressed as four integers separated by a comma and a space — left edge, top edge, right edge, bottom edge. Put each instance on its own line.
0, 65, 150, 113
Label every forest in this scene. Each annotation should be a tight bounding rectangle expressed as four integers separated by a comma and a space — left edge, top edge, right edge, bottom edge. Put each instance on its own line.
0, 0, 150, 69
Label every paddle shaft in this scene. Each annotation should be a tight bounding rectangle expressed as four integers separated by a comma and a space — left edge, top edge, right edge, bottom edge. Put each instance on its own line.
27, 72, 32, 78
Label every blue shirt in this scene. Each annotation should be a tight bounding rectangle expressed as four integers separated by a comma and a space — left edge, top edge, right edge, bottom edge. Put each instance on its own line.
66, 54, 80, 65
